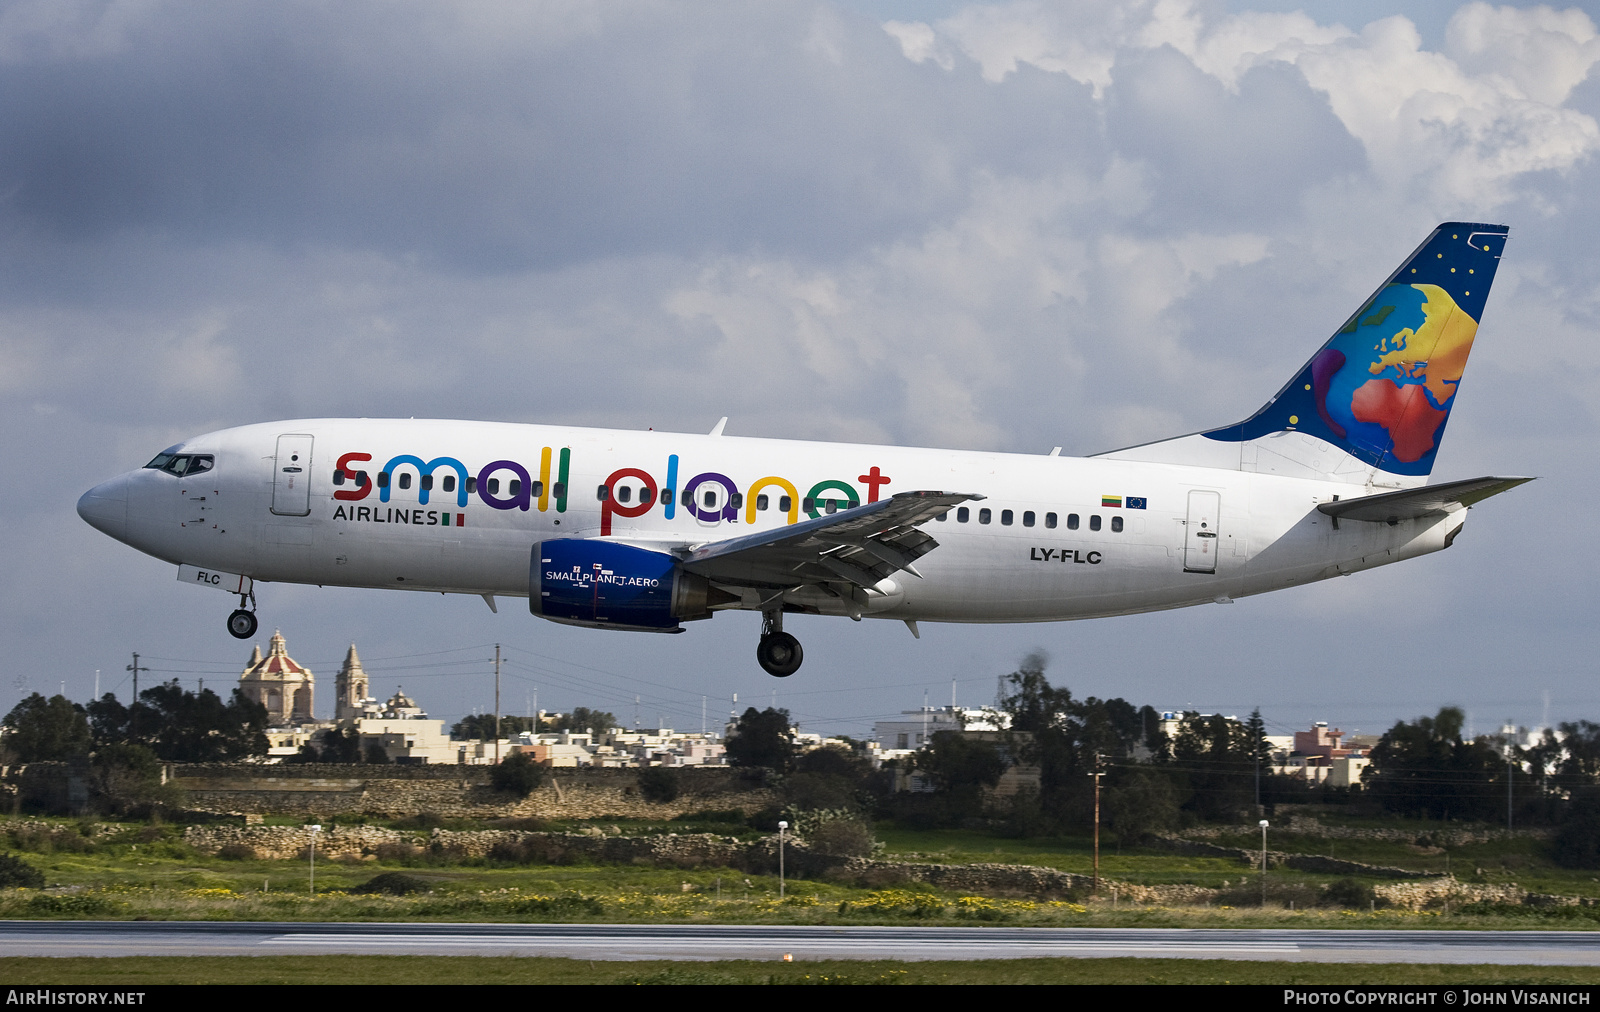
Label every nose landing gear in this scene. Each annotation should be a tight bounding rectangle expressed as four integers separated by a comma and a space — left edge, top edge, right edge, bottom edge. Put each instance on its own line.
226, 591, 258, 640
756, 608, 802, 677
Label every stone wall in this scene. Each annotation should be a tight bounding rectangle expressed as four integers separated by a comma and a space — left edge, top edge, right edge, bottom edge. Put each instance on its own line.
180, 824, 1178, 901
169, 764, 778, 820
1148, 835, 1435, 879
1176, 814, 1550, 846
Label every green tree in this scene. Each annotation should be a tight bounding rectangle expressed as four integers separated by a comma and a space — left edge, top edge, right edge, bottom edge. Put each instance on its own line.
450, 714, 540, 740
1367, 707, 1503, 820
637, 766, 680, 803
992, 653, 1152, 830
89, 743, 182, 815
784, 744, 881, 812
134, 682, 269, 762
725, 707, 794, 772
86, 683, 267, 761
490, 752, 545, 796
915, 731, 1006, 794
2, 694, 92, 762
1169, 711, 1256, 821
552, 708, 617, 735
317, 725, 363, 763
1104, 765, 1181, 842
1552, 788, 1600, 869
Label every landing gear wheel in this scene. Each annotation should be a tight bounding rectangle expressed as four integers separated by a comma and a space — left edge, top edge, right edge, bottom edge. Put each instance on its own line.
227, 609, 258, 640
756, 631, 803, 677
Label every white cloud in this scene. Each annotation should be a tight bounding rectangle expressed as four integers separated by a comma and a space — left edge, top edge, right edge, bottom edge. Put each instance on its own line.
889, 0, 1600, 206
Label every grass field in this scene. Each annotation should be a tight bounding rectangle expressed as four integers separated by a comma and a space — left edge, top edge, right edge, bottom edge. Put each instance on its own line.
1, 812, 1595, 930
4, 955, 1600, 986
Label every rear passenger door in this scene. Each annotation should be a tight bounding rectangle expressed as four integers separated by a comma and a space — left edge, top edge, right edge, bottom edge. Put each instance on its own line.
1183, 490, 1220, 574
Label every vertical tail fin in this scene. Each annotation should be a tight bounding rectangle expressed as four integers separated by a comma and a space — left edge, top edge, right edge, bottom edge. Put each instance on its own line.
1097, 223, 1509, 486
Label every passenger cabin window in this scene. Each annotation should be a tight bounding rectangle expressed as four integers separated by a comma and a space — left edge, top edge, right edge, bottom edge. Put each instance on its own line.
486, 477, 499, 494
551, 482, 565, 498
979, 508, 992, 524
441, 475, 456, 493
957, 507, 969, 522
704, 490, 717, 508
1023, 511, 1035, 527
419, 475, 433, 491
935, 510, 947, 521
377, 472, 391, 488
398, 473, 412, 490
756, 494, 769, 511
659, 489, 671, 505
682, 490, 694, 507
1044, 512, 1057, 529
531, 480, 544, 497
510, 479, 522, 497
1111, 516, 1123, 533
730, 492, 743, 509
596, 484, 610, 501
617, 486, 631, 503
802, 497, 815, 512
1001, 509, 1013, 526
333, 470, 345, 485
779, 496, 792, 512
466, 477, 477, 493
825, 499, 837, 514
1066, 513, 1079, 530
1089, 515, 1102, 531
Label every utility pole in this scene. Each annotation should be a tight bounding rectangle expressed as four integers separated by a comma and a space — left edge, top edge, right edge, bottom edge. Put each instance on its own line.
493, 644, 501, 764
1090, 754, 1104, 895
127, 653, 144, 700
1259, 820, 1270, 907
1506, 723, 1515, 831
126, 653, 146, 735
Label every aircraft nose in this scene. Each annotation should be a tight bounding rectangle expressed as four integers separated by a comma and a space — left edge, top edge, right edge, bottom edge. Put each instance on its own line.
77, 475, 130, 541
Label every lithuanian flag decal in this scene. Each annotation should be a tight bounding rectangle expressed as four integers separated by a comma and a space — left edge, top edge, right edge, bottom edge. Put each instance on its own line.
1101, 495, 1122, 508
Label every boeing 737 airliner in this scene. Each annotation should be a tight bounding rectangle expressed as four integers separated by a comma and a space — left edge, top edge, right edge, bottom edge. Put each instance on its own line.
78, 223, 1528, 676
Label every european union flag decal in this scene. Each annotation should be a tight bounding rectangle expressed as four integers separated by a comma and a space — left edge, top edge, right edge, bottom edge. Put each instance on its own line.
1126, 496, 1147, 510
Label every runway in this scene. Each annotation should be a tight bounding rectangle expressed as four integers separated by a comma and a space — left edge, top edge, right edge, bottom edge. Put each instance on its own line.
3, 921, 1599, 963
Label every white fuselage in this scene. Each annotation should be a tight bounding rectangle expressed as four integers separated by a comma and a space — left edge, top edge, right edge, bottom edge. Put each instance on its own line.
78, 418, 1463, 626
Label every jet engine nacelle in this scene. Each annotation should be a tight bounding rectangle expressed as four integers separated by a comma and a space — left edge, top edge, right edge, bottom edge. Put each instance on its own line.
530, 539, 725, 632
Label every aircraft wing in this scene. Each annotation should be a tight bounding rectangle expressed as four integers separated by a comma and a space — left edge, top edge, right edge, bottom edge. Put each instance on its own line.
1316, 475, 1533, 524
681, 490, 982, 589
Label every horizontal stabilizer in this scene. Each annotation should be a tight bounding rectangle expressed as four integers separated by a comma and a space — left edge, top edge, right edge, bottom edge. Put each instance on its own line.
1316, 476, 1532, 524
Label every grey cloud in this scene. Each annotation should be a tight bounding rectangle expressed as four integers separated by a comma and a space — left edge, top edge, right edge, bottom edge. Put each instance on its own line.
1104, 48, 1367, 229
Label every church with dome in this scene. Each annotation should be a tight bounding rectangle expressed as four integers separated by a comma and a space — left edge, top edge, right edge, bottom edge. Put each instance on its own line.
236, 632, 457, 763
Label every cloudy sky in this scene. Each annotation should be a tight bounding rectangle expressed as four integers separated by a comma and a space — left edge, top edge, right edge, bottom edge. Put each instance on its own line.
5, 0, 1598, 742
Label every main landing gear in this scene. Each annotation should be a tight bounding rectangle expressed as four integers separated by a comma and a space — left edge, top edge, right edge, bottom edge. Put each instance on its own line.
756, 608, 803, 678
226, 591, 258, 640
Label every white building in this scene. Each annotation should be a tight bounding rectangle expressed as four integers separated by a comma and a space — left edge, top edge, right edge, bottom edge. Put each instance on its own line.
873, 706, 999, 753
354, 689, 456, 765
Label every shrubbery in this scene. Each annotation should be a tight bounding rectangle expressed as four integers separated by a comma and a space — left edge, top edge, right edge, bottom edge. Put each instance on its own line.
0, 853, 44, 889
489, 753, 546, 797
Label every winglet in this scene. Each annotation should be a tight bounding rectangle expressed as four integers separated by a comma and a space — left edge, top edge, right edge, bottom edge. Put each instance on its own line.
709, 417, 728, 437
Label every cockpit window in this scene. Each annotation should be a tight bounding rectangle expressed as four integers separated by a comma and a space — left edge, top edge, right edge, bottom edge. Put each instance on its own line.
144, 453, 214, 477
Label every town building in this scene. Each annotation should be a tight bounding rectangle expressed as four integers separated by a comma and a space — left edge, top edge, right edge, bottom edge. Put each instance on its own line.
352, 689, 457, 765
237, 631, 314, 725
334, 644, 380, 721
873, 706, 1000, 757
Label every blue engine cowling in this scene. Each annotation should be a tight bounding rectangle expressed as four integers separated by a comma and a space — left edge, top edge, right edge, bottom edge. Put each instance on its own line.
530, 539, 725, 632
